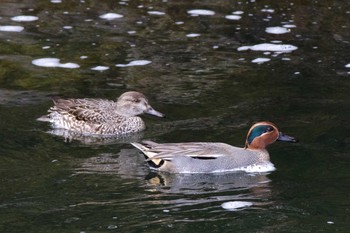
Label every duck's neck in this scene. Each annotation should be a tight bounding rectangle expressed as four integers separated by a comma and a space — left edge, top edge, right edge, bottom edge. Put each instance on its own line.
114, 104, 137, 117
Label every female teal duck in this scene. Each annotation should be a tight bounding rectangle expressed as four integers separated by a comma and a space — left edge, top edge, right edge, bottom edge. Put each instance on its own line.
37, 91, 164, 135
131, 122, 297, 173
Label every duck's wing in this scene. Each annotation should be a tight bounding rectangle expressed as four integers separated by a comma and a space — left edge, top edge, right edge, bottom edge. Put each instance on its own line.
132, 141, 230, 162
51, 98, 113, 124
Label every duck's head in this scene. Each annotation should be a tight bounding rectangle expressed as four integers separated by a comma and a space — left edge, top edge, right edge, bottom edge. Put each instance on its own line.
116, 91, 165, 117
245, 121, 297, 150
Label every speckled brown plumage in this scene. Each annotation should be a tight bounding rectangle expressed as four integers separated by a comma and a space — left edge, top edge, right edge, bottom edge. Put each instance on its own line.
37, 91, 164, 135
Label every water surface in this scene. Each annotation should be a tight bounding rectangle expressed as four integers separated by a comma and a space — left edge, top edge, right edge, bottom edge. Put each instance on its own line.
0, 0, 350, 232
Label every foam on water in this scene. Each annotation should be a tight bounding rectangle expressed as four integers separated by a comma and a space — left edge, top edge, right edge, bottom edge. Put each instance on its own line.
221, 201, 253, 211
261, 9, 275, 13
240, 162, 276, 173
283, 24, 297, 28
116, 60, 151, 67
187, 9, 215, 16
208, 161, 276, 174
91, 66, 109, 71
345, 64, 350, 68
186, 33, 200, 38
238, 43, 298, 53
225, 15, 241, 20
11, 15, 38, 22
232, 11, 244, 15
32, 58, 80, 69
99, 13, 123, 20
0, 26, 24, 32
265, 26, 290, 34
252, 58, 271, 64
147, 11, 165, 15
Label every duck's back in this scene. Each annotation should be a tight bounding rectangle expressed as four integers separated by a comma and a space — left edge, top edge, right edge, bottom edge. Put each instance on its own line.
145, 142, 271, 173
46, 98, 144, 135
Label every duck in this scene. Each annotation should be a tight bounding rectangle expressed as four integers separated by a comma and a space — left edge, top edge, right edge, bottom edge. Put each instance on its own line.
37, 91, 164, 135
131, 121, 297, 173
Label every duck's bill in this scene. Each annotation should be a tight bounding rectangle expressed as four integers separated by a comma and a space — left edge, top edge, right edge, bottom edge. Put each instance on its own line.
277, 132, 298, 143
145, 107, 165, 117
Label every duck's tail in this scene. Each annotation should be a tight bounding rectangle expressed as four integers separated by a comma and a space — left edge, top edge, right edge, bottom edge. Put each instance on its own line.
36, 115, 52, 122
131, 142, 163, 167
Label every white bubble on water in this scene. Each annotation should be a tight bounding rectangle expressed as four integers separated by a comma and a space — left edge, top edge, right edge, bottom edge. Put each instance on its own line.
147, 11, 165, 15
345, 64, 350, 68
283, 24, 296, 28
252, 58, 271, 64
51, 0, 62, 3
99, 13, 123, 20
221, 201, 253, 211
265, 26, 290, 34
261, 8, 274, 13
32, 58, 80, 69
116, 60, 152, 67
0, 26, 24, 32
232, 11, 244, 15
91, 66, 109, 71
238, 43, 298, 53
186, 33, 200, 38
107, 225, 118, 230
187, 9, 215, 16
225, 15, 241, 20
11, 15, 39, 22
240, 162, 276, 173
63, 26, 73, 29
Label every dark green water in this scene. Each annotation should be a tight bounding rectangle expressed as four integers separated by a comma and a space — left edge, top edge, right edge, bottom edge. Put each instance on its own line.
0, 0, 349, 232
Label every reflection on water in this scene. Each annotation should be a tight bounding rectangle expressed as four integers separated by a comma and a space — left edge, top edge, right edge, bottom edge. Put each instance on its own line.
46, 128, 144, 144
76, 149, 146, 176
0, 0, 350, 232
145, 171, 271, 195
76, 149, 273, 213
144, 171, 273, 212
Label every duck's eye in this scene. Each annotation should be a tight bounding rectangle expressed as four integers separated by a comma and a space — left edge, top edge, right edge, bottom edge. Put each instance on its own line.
133, 99, 141, 103
264, 126, 274, 133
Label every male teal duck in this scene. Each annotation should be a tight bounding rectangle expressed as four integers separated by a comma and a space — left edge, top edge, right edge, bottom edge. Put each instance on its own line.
37, 91, 164, 135
131, 122, 297, 173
